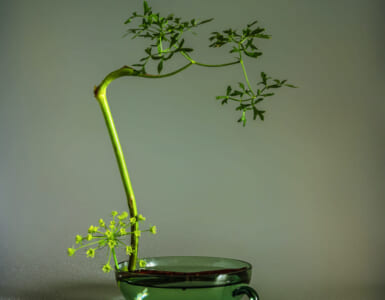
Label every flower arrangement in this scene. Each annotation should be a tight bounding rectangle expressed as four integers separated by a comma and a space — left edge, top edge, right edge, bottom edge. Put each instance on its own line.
67, 0, 295, 273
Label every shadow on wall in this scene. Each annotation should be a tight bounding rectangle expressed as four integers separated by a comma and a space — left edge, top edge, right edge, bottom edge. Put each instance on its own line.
0, 282, 124, 300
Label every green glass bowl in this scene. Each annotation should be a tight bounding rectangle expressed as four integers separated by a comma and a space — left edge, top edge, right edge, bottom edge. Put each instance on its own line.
116, 256, 260, 300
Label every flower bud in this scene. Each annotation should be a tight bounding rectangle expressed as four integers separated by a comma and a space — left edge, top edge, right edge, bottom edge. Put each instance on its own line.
126, 245, 133, 255
86, 248, 95, 258
137, 214, 146, 221
102, 263, 112, 273
150, 226, 157, 235
67, 248, 76, 257
75, 235, 83, 244
88, 225, 99, 234
118, 211, 128, 220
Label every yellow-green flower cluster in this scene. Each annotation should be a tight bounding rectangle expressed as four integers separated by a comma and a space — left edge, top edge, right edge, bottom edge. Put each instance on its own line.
67, 211, 157, 273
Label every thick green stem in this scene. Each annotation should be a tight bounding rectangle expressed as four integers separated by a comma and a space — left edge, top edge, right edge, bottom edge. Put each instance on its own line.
93, 65, 193, 271
97, 98, 140, 271
94, 66, 139, 271
93, 59, 239, 271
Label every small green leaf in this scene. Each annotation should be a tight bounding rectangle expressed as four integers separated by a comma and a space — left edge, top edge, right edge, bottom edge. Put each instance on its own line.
238, 82, 245, 90
226, 85, 232, 96
178, 39, 185, 49
145, 47, 152, 55
251, 27, 265, 35
157, 60, 163, 74
285, 84, 298, 88
261, 72, 267, 84
198, 18, 214, 25
243, 50, 262, 58
252, 107, 266, 121
245, 89, 253, 96
230, 90, 243, 97
258, 110, 265, 121
252, 106, 258, 120
143, 1, 150, 14
255, 33, 271, 39
180, 48, 193, 52
216, 96, 227, 100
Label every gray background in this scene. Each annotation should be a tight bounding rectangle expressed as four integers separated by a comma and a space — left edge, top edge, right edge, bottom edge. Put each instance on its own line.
1, 0, 384, 299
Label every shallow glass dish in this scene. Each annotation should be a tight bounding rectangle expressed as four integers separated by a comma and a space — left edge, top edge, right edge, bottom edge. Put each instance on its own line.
116, 256, 259, 300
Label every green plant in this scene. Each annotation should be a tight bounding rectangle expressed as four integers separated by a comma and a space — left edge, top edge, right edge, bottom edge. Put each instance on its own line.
68, 0, 296, 272
67, 211, 156, 272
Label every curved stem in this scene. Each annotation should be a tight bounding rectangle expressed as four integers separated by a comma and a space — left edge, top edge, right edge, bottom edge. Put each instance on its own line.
93, 64, 195, 271
180, 51, 239, 68
93, 59, 237, 270
195, 60, 240, 67
140, 62, 193, 78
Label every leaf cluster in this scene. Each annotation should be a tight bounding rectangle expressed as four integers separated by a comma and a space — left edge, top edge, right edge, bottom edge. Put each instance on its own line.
209, 20, 270, 59
120, 1, 297, 126
124, 1, 212, 73
216, 72, 297, 126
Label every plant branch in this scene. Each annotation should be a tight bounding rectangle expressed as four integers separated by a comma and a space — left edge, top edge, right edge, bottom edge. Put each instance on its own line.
93, 64, 197, 271
180, 50, 239, 67
239, 52, 255, 96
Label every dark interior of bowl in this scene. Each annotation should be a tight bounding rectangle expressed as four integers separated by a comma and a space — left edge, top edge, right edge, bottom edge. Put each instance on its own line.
116, 256, 252, 288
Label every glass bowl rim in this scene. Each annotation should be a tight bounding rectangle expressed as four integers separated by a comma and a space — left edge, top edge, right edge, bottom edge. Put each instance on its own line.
115, 256, 253, 288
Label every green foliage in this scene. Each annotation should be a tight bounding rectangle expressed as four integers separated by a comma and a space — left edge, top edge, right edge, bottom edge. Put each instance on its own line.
67, 211, 157, 272
124, 1, 213, 74
209, 20, 270, 58
121, 1, 296, 126
216, 72, 296, 126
